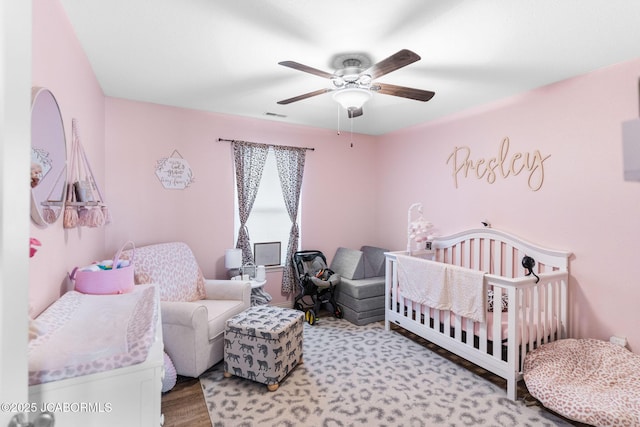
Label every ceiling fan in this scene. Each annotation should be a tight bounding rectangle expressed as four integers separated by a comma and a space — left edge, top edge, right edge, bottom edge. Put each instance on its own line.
277, 49, 435, 118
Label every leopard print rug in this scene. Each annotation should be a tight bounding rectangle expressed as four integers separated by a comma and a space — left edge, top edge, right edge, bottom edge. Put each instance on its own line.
200, 317, 572, 426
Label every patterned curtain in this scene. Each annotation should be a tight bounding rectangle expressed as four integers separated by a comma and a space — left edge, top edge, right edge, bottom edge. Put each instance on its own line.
273, 145, 306, 294
233, 141, 269, 263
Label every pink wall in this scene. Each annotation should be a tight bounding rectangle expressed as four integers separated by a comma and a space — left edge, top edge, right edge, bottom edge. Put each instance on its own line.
376, 58, 640, 351
33, 0, 640, 352
29, 0, 106, 316
31, 1, 378, 311
104, 99, 378, 305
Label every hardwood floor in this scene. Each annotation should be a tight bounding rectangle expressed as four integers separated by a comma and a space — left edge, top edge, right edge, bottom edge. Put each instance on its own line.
161, 374, 211, 427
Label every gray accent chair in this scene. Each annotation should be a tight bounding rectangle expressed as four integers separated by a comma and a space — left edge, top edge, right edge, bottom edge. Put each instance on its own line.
330, 246, 389, 326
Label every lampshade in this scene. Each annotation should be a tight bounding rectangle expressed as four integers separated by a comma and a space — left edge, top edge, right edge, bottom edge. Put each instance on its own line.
224, 248, 242, 269
332, 88, 372, 110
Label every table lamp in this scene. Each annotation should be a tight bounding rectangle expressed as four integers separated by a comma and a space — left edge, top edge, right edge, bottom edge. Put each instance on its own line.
224, 248, 242, 278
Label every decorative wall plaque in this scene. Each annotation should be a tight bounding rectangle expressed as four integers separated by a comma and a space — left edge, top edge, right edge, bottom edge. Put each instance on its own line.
155, 150, 195, 190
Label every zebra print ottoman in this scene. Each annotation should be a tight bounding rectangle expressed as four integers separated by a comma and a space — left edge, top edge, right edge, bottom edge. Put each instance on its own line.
223, 305, 304, 391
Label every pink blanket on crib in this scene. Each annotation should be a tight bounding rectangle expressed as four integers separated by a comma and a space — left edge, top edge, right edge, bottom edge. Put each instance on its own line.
396, 254, 486, 322
28, 285, 158, 386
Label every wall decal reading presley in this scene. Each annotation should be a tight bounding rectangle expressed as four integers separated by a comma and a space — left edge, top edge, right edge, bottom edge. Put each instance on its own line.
155, 149, 195, 190
446, 137, 550, 191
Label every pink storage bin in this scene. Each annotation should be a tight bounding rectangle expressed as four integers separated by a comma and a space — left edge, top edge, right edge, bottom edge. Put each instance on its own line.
71, 241, 135, 295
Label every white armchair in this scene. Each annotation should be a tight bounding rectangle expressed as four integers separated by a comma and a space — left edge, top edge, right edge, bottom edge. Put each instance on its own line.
122, 242, 251, 377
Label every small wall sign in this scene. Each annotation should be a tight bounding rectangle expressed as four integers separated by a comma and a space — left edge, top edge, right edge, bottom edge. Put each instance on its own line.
155, 150, 195, 190
446, 137, 550, 191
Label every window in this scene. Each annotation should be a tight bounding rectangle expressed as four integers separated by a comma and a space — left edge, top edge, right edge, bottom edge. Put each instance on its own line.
234, 148, 300, 266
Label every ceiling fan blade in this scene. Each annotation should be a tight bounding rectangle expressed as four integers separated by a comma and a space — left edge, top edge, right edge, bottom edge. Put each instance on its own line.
373, 82, 435, 102
278, 61, 334, 79
277, 88, 333, 105
347, 107, 363, 119
365, 49, 421, 80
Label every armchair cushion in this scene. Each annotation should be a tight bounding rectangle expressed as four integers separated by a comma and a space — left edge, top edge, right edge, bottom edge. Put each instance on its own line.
122, 242, 206, 302
161, 298, 247, 341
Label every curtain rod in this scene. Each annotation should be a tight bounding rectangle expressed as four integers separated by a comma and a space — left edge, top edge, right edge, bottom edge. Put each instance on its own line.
217, 138, 315, 151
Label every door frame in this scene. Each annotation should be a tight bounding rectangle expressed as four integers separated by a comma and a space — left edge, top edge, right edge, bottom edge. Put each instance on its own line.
0, 0, 32, 424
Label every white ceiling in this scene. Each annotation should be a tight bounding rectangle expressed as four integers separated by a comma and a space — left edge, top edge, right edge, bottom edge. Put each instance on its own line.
60, 0, 640, 136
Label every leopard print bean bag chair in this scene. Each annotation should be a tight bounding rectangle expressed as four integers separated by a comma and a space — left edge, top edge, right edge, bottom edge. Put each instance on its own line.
524, 338, 640, 426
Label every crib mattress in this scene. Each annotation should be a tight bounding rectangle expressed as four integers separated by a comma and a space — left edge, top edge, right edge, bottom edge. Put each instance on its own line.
29, 284, 158, 386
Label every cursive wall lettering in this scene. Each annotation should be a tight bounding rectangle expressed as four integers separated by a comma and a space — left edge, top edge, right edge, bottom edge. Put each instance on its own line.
446, 137, 550, 191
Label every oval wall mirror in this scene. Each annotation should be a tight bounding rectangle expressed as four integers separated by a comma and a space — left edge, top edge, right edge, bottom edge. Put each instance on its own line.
30, 87, 67, 227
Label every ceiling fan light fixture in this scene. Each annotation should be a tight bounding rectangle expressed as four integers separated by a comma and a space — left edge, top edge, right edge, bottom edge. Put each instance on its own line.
332, 87, 372, 110
358, 74, 372, 85
331, 76, 345, 88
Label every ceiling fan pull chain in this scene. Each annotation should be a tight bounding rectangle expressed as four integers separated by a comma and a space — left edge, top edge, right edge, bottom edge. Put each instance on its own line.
350, 117, 354, 148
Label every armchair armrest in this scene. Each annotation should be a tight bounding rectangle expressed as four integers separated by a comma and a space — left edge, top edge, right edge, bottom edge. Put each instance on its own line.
204, 279, 251, 307
161, 301, 208, 328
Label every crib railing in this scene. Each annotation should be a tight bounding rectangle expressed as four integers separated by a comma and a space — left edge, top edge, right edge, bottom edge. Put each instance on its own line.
385, 250, 569, 400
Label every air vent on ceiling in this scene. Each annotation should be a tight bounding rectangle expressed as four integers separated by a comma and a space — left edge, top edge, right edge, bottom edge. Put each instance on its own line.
265, 112, 287, 118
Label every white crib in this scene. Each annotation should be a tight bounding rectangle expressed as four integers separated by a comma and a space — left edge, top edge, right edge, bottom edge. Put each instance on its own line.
385, 228, 571, 401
